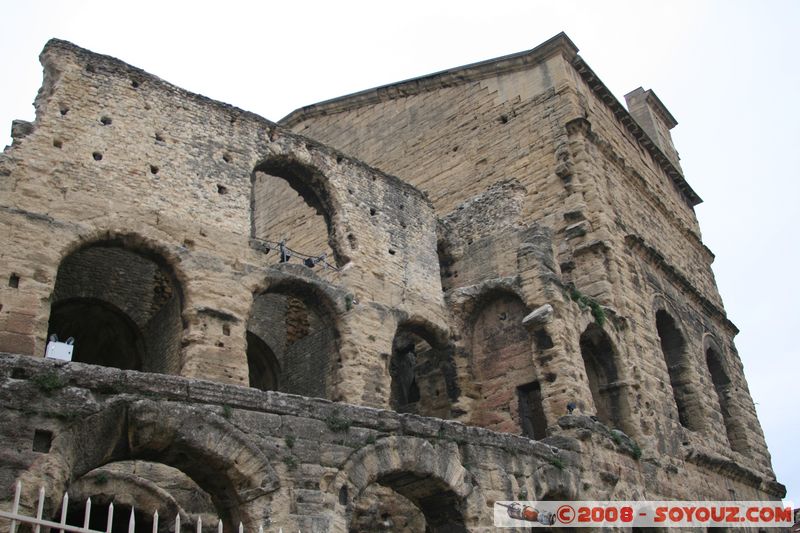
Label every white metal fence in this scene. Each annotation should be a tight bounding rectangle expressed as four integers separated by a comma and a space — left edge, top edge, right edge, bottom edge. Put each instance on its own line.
0, 482, 289, 533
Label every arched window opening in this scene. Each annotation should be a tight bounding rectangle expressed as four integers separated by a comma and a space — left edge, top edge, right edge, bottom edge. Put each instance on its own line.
49, 298, 145, 370
706, 347, 747, 453
247, 287, 338, 399
47, 243, 183, 373
470, 291, 546, 436
579, 324, 628, 431
251, 157, 343, 267
656, 310, 701, 430
350, 475, 467, 533
246, 331, 280, 391
389, 326, 454, 418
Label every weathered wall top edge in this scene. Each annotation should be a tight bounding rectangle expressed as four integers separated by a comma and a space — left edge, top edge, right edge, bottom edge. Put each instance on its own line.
38, 38, 431, 207
40, 38, 279, 131
0, 352, 569, 460
278, 32, 579, 127
571, 56, 702, 208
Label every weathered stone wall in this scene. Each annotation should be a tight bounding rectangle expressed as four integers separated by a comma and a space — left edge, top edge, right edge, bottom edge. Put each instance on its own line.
0, 35, 785, 532
0, 38, 447, 407
0, 355, 781, 533
281, 33, 781, 501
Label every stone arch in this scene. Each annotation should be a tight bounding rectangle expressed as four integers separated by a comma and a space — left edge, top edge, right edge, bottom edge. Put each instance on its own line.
579, 324, 632, 433
47, 235, 185, 374
251, 155, 349, 267
332, 436, 474, 532
654, 306, 703, 431
246, 274, 341, 399
468, 288, 546, 437
64, 464, 200, 533
703, 336, 747, 453
389, 319, 456, 418
17, 400, 278, 531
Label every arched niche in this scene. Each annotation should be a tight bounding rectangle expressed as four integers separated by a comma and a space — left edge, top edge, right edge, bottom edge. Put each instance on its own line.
251, 156, 347, 267
705, 340, 748, 453
246, 282, 339, 399
655, 309, 702, 431
468, 290, 546, 437
245, 331, 280, 392
579, 324, 631, 433
47, 239, 184, 373
389, 322, 455, 418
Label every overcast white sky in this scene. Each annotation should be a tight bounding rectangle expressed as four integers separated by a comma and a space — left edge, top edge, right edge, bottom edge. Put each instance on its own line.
1, 0, 797, 507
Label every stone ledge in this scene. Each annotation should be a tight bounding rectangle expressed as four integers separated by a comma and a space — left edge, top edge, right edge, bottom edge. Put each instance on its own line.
0, 353, 569, 462
684, 447, 786, 498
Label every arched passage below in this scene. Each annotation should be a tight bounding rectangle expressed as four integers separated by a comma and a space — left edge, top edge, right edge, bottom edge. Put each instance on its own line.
16, 400, 278, 531
333, 436, 474, 532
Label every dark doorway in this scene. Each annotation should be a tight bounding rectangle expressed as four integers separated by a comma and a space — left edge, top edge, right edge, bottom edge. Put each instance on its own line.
517, 381, 548, 440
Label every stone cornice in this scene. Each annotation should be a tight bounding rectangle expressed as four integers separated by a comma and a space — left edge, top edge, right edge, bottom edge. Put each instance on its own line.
645, 89, 678, 129
625, 234, 738, 334
570, 58, 702, 207
564, 117, 714, 264
279, 32, 579, 126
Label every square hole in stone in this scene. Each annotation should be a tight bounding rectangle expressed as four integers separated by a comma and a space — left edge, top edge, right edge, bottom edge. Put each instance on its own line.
33, 429, 52, 453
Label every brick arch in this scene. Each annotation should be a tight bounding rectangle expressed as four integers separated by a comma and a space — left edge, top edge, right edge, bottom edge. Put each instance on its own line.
54, 229, 189, 298
331, 436, 476, 532
16, 400, 278, 531
251, 154, 350, 267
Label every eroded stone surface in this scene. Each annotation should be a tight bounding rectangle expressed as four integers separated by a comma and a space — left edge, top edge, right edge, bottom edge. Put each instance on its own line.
0, 34, 785, 532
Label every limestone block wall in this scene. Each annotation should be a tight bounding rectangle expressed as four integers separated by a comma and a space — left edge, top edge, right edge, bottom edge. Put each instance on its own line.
283, 39, 577, 227
281, 33, 781, 499
0, 39, 447, 405
0, 36, 784, 519
564, 63, 722, 308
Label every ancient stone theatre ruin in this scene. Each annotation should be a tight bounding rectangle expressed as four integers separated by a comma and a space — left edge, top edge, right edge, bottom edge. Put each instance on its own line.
0, 33, 785, 532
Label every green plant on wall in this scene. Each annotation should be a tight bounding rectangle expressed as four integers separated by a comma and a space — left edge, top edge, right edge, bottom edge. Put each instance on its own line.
568, 286, 606, 327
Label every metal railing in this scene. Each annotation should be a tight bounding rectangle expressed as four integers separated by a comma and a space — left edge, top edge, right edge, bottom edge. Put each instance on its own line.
0, 482, 289, 533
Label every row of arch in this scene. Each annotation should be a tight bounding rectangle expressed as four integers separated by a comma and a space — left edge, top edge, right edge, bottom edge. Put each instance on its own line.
655, 306, 746, 452
46, 240, 746, 453
45, 237, 340, 398
387, 288, 747, 456
22, 399, 578, 533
